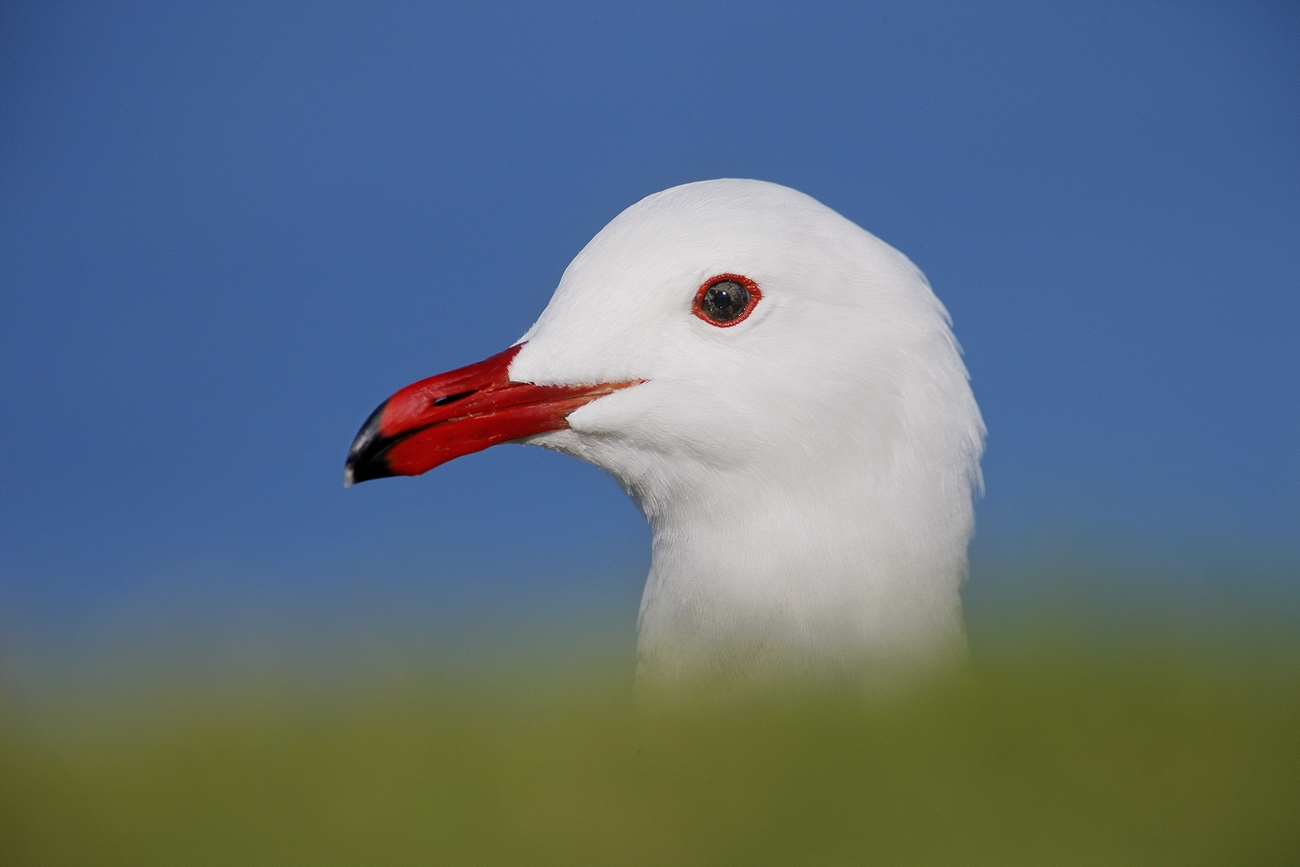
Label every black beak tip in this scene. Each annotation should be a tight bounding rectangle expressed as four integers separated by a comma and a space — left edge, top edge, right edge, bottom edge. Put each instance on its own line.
344, 399, 396, 488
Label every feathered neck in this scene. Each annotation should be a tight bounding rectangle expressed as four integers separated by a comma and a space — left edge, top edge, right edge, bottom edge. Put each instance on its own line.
624, 426, 975, 692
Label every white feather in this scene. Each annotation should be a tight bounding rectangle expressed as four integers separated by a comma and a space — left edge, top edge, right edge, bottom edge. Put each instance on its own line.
510, 179, 985, 690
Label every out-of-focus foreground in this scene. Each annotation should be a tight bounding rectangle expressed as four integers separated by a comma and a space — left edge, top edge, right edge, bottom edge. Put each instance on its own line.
2, 618, 1297, 866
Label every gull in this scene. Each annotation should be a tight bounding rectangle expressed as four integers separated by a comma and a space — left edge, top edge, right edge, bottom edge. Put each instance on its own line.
345, 179, 985, 692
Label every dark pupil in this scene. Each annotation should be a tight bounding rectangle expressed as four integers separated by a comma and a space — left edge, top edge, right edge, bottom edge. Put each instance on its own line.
701, 280, 749, 322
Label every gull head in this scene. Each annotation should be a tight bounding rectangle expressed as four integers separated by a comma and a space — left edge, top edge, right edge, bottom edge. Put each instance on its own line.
346, 179, 985, 691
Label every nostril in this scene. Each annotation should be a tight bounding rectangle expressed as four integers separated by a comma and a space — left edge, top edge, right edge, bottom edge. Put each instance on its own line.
432, 390, 475, 407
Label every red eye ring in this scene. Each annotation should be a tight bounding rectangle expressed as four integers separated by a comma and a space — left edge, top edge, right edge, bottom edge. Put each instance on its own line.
692, 273, 762, 327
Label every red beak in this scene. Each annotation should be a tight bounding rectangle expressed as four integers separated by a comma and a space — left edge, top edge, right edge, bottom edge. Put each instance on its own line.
344, 344, 637, 486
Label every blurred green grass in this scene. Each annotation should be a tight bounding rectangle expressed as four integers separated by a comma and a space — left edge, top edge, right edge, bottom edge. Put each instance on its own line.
2, 623, 1298, 866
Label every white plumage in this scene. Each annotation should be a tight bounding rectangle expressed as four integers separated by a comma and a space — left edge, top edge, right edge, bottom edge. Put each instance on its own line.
511, 180, 985, 689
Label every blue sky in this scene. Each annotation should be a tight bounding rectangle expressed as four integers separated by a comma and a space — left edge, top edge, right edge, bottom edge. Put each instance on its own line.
1, 2, 1297, 657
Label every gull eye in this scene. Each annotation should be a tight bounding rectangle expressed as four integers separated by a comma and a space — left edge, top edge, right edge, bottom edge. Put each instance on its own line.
693, 274, 762, 327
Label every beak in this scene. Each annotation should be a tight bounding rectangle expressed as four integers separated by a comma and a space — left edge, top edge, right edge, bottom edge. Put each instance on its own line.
344, 344, 636, 486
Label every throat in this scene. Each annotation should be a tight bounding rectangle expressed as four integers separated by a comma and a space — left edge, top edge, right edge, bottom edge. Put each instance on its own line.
631, 489, 970, 690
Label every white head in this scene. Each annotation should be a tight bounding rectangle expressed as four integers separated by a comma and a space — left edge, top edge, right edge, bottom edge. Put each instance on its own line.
347, 179, 985, 691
